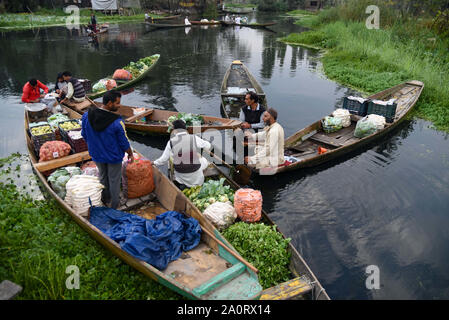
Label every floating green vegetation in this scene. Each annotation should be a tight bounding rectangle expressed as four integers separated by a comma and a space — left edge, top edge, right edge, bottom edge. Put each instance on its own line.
0, 154, 181, 300
280, 4, 449, 132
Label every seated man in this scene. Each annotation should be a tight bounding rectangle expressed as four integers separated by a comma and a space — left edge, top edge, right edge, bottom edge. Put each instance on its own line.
61, 71, 86, 103
184, 16, 191, 25
239, 91, 265, 131
154, 120, 211, 189
22, 78, 48, 104
244, 108, 284, 170
235, 16, 241, 24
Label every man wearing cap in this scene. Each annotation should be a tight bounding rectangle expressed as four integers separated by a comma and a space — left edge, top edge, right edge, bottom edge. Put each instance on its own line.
244, 108, 284, 169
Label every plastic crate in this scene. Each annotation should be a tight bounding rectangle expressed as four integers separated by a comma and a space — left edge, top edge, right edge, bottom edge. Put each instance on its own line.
367, 101, 397, 123
58, 120, 81, 142
343, 97, 369, 116
30, 124, 56, 155
67, 131, 88, 153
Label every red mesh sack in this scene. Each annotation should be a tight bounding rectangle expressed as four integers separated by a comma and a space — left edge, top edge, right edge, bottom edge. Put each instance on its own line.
126, 159, 154, 199
113, 69, 133, 80
39, 141, 72, 162
106, 79, 117, 90
233, 188, 263, 222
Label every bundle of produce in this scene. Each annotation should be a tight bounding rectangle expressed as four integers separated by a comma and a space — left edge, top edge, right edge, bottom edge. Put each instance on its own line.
321, 116, 343, 133
92, 79, 108, 93
47, 113, 70, 130
182, 178, 235, 212
65, 175, 104, 216
112, 69, 133, 81
332, 108, 351, 128
38, 141, 71, 162
223, 222, 292, 289
234, 188, 262, 222
123, 54, 159, 79
59, 120, 81, 131
47, 166, 82, 198
203, 201, 237, 230
81, 161, 99, 177
366, 114, 386, 130
354, 116, 379, 139
167, 113, 204, 132
30, 124, 53, 136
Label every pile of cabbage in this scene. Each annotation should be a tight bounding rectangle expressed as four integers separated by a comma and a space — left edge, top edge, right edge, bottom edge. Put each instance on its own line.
167, 112, 204, 132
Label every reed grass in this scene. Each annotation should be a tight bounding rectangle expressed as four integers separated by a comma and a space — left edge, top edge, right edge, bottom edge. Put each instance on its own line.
281, 4, 449, 132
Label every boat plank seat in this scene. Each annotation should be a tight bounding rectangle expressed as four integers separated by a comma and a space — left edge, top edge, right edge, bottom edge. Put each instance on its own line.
63, 99, 92, 112
259, 276, 312, 300
34, 151, 91, 173
125, 109, 154, 123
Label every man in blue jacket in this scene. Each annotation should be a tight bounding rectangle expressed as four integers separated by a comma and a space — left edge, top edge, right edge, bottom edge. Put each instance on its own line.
81, 91, 134, 209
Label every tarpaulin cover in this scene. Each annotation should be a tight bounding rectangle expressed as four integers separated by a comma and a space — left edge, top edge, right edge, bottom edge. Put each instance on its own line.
92, 0, 118, 10
90, 207, 202, 270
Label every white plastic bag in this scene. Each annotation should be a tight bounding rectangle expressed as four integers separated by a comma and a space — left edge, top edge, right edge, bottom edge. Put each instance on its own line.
366, 114, 386, 130
65, 175, 104, 216
332, 108, 351, 128
203, 201, 237, 230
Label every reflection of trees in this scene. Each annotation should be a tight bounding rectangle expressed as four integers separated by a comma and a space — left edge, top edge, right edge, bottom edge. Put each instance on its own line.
260, 35, 276, 79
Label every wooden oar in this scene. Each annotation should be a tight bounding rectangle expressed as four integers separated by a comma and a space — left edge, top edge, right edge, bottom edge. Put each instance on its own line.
208, 150, 251, 185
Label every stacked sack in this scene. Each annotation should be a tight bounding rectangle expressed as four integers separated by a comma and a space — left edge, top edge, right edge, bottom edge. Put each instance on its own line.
332, 108, 351, 128
321, 116, 343, 133
354, 114, 386, 139
234, 188, 263, 222
65, 175, 104, 216
122, 153, 154, 199
203, 201, 237, 230
39, 141, 71, 162
113, 69, 133, 81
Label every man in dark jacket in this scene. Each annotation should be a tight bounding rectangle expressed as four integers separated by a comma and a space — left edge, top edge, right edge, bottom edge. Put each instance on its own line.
81, 91, 134, 209
239, 91, 266, 131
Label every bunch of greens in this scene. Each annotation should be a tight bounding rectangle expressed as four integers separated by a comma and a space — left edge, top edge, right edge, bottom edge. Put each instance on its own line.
222, 222, 292, 289
123, 54, 159, 79
167, 112, 205, 132
183, 178, 234, 212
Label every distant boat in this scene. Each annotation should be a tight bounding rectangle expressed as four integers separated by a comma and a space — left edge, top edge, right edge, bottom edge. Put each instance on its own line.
144, 22, 189, 29
220, 21, 276, 28
220, 60, 267, 119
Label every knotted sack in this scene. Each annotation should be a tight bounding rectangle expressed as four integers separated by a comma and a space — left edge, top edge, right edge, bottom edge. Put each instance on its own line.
123, 158, 154, 199
234, 188, 263, 222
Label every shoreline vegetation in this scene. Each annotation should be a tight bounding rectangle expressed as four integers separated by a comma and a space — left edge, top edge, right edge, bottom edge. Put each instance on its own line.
0, 8, 161, 31
280, 1, 449, 133
0, 153, 180, 300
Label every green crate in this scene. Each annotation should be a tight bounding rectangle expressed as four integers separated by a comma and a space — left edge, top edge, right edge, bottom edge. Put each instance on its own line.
367, 101, 397, 123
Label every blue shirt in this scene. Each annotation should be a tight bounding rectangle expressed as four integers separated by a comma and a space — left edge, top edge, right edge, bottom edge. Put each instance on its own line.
81, 111, 130, 164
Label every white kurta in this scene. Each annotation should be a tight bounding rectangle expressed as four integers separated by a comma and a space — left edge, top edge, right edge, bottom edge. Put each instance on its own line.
154, 132, 211, 187
248, 122, 285, 169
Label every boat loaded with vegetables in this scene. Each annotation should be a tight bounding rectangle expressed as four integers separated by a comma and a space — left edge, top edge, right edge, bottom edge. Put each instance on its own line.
62, 97, 242, 134
24, 105, 266, 300
178, 166, 330, 300
87, 54, 160, 99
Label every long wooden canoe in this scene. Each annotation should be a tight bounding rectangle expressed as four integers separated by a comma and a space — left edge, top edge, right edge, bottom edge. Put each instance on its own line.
87, 54, 160, 100
190, 20, 221, 25
249, 80, 424, 176
24, 106, 263, 300
62, 98, 242, 134
144, 22, 189, 29
220, 60, 267, 119
166, 161, 330, 300
220, 21, 276, 28
147, 15, 180, 21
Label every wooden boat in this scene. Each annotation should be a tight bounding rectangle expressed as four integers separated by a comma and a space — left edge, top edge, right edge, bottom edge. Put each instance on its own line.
87, 54, 160, 100
220, 21, 276, 28
149, 15, 180, 21
220, 60, 267, 119
190, 20, 221, 25
249, 80, 425, 176
24, 106, 263, 300
90, 25, 109, 36
144, 22, 189, 29
62, 98, 242, 134
167, 161, 330, 300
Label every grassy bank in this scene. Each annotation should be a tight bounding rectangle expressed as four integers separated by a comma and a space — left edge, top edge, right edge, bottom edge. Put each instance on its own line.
0, 9, 159, 30
0, 153, 180, 300
281, 6, 449, 132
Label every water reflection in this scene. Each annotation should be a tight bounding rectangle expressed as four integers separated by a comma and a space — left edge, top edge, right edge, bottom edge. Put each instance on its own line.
1, 13, 449, 300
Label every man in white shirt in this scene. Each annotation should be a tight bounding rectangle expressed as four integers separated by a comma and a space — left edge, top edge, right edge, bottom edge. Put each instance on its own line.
184, 16, 191, 25
244, 108, 284, 170
235, 16, 241, 24
154, 120, 211, 189
224, 14, 230, 22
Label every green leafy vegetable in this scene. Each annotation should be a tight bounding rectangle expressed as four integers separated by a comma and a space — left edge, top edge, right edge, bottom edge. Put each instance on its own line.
223, 222, 292, 289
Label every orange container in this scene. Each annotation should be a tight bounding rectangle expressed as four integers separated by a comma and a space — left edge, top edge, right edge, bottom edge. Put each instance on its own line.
233, 188, 262, 222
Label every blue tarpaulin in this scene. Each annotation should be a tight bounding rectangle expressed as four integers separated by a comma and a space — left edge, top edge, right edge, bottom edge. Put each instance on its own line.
90, 207, 202, 270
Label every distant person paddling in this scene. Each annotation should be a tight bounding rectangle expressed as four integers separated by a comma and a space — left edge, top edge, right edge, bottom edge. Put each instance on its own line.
81, 91, 134, 209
